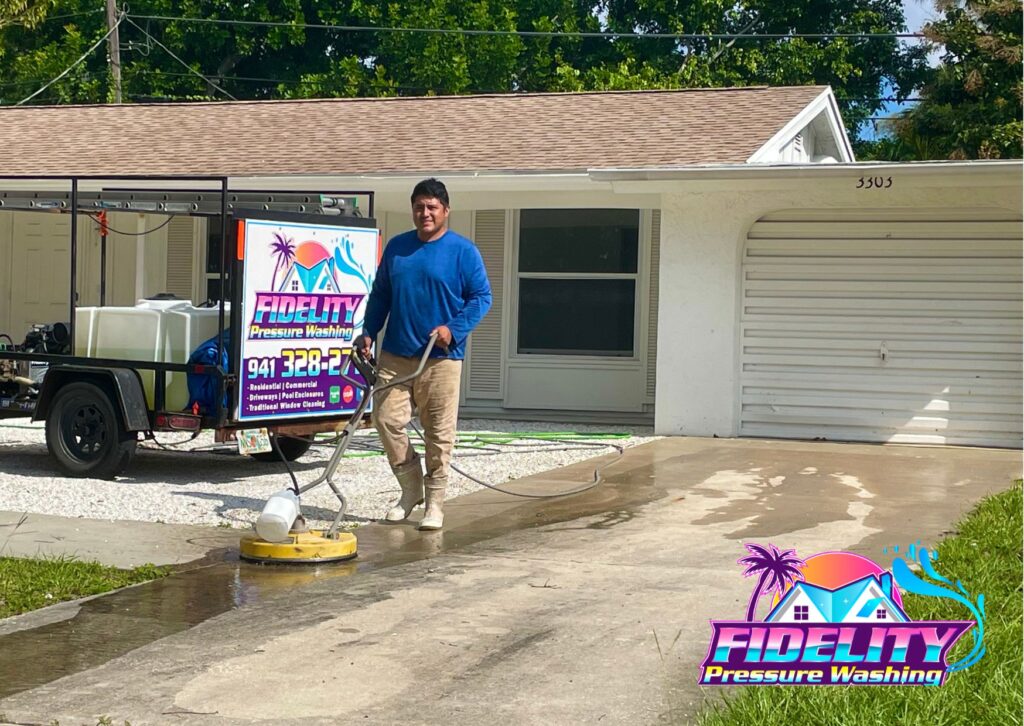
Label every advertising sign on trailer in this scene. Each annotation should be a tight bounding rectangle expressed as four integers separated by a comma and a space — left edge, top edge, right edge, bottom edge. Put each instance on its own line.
237, 218, 378, 422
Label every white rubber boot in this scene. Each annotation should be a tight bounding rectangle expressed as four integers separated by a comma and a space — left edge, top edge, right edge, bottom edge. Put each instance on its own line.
418, 476, 447, 531
385, 455, 424, 522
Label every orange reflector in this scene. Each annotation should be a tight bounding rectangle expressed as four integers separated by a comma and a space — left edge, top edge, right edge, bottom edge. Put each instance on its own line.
236, 219, 246, 260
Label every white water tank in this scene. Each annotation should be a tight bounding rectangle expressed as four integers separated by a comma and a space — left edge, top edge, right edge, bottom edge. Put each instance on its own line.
161, 304, 228, 410
74, 299, 230, 411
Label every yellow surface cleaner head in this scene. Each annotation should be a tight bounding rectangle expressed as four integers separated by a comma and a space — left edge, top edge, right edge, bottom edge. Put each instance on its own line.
239, 530, 357, 564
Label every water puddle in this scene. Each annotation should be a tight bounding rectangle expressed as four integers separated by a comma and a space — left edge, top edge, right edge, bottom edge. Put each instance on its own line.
0, 447, 667, 699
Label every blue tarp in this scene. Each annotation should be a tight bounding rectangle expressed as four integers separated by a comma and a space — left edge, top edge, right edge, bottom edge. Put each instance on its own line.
186, 330, 229, 414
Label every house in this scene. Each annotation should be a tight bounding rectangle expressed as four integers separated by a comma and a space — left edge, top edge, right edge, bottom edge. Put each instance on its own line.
0, 88, 1020, 446
765, 573, 909, 623
278, 259, 340, 295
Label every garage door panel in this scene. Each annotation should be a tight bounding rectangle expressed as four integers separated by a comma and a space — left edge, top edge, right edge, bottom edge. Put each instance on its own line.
745, 358, 1021, 375
742, 370, 1020, 397
744, 304, 1019, 321
743, 337, 1022, 355
740, 422, 1018, 448
742, 408, 1020, 432
741, 321, 1022, 339
744, 280, 1021, 296
746, 263, 1021, 281
742, 392, 1022, 416
759, 208, 1024, 223
740, 209, 1023, 447
743, 295, 1019, 310
748, 220, 1021, 240
746, 240, 1019, 257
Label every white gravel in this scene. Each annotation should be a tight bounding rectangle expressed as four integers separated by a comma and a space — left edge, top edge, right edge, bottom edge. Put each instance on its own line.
0, 419, 658, 530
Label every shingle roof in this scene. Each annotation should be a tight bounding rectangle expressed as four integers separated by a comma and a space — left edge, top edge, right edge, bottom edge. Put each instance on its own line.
0, 86, 826, 177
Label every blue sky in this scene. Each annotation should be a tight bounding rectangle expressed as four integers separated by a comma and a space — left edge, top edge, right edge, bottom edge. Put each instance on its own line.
903, 0, 937, 33
858, 1, 940, 140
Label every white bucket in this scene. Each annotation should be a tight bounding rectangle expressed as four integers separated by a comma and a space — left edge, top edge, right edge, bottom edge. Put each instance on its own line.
254, 489, 300, 542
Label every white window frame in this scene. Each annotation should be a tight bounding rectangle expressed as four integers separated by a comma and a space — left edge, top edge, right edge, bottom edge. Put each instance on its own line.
196, 217, 228, 303
508, 208, 645, 363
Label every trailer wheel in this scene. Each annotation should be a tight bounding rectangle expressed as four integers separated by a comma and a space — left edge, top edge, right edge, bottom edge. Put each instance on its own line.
252, 436, 312, 463
45, 382, 137, 479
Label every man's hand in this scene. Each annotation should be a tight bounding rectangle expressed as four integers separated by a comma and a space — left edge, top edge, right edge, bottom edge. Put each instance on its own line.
355, 334, 374, 359
430, 325, 452, 350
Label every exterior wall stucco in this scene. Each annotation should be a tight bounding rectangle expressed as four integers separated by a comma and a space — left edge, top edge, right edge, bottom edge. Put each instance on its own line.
653, 172, 1023, 437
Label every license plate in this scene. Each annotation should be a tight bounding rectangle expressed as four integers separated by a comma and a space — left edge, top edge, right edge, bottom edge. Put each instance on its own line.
237, 428, 272, 455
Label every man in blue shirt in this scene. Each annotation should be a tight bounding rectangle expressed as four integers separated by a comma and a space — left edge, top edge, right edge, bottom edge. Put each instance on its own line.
356, 179, 492, 530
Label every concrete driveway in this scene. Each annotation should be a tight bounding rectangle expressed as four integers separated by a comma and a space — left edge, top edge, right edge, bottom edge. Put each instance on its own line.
0, 436, 1018, 725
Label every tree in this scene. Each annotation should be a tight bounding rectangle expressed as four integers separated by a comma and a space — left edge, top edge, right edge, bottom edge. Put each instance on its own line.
0, 0, 931, 145
885, 0, 1022, 159
269, 232, 295, 291
737, 542, 806, 621
0, 0, 51, 30
0, 1, 347, 104
574, 0, 931, 138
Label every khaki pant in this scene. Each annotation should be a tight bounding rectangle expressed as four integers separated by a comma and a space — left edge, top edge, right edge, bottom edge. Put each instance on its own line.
371, 351, 463, 479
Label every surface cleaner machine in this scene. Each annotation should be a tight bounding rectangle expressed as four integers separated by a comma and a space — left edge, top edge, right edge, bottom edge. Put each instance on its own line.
239, 335, 437, 564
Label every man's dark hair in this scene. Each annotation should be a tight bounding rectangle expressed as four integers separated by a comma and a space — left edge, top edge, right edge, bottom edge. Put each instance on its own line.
411, 178, 449, 207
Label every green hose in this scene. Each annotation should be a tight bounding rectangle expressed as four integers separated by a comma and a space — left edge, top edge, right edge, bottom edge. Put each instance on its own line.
312, 428, 632, 458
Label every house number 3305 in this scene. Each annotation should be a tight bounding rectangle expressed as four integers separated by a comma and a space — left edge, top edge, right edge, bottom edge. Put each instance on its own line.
856, 176, 893, 189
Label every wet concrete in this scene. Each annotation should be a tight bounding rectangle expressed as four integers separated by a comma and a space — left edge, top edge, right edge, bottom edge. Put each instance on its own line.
0, 445, 656, 699
0, 437, 1018, 725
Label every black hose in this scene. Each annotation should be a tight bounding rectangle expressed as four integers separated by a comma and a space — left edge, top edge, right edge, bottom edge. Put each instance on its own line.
87, 213, 175, 236
273, 434, 301, 496
409, 421, 623, 499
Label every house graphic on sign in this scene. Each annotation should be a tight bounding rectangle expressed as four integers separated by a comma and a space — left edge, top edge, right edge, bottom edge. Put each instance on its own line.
278, 241, 341, 294
765, 573, 909, 624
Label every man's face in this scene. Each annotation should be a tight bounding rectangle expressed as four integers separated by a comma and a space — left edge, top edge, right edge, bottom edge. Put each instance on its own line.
412, 195, 449, 239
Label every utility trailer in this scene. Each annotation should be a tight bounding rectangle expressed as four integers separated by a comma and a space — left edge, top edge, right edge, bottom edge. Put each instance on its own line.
0, 175, 380, 479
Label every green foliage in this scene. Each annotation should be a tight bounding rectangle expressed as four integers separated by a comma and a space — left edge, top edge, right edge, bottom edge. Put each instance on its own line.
699, 481, 1024, 726
0, 0, 53, 30
902, 0, 1022, 159
597, 0, 930, 133
0, 0, 927, 142
0, 555, 170, 618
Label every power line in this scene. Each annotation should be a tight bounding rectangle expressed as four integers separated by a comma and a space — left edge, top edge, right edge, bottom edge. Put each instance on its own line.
35, 9, 105, 23
123, 69, 504, 93
11, 8, 103, 24
844, 97, 924, 103
16, 14, 124, 105
124, 16, 237, 101
0, 7, 101, 27
126, 14, 929, 40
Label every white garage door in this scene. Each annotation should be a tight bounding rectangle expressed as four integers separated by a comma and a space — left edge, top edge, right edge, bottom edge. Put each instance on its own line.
740, 208, 1022, 448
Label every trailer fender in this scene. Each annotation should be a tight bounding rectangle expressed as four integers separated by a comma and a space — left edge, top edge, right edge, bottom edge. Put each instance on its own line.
33, 366, 150, 431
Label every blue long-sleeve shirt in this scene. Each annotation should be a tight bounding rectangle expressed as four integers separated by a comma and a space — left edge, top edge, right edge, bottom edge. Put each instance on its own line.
362, 229, 492, 359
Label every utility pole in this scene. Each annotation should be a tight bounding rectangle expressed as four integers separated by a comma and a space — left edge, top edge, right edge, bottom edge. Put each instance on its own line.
105, 0, 122, 103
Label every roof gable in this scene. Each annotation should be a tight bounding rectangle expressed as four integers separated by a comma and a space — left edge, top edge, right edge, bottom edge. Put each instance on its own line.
0, 86, 835, 177
765, 574, 906, 623
746, 88, 853, 163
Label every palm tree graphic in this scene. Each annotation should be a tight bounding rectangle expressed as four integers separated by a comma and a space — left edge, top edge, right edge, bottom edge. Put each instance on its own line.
269, 232, 296, 291
738, 543, 806, 621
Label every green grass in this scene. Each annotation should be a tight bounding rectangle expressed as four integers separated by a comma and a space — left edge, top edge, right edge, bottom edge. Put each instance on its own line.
0, 556, 170, 618
699, 481, 1023, 726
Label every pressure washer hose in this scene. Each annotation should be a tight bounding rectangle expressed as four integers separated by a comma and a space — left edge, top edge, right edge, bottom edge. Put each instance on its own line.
409, 420, 625, 500
133, 329, 631, 502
